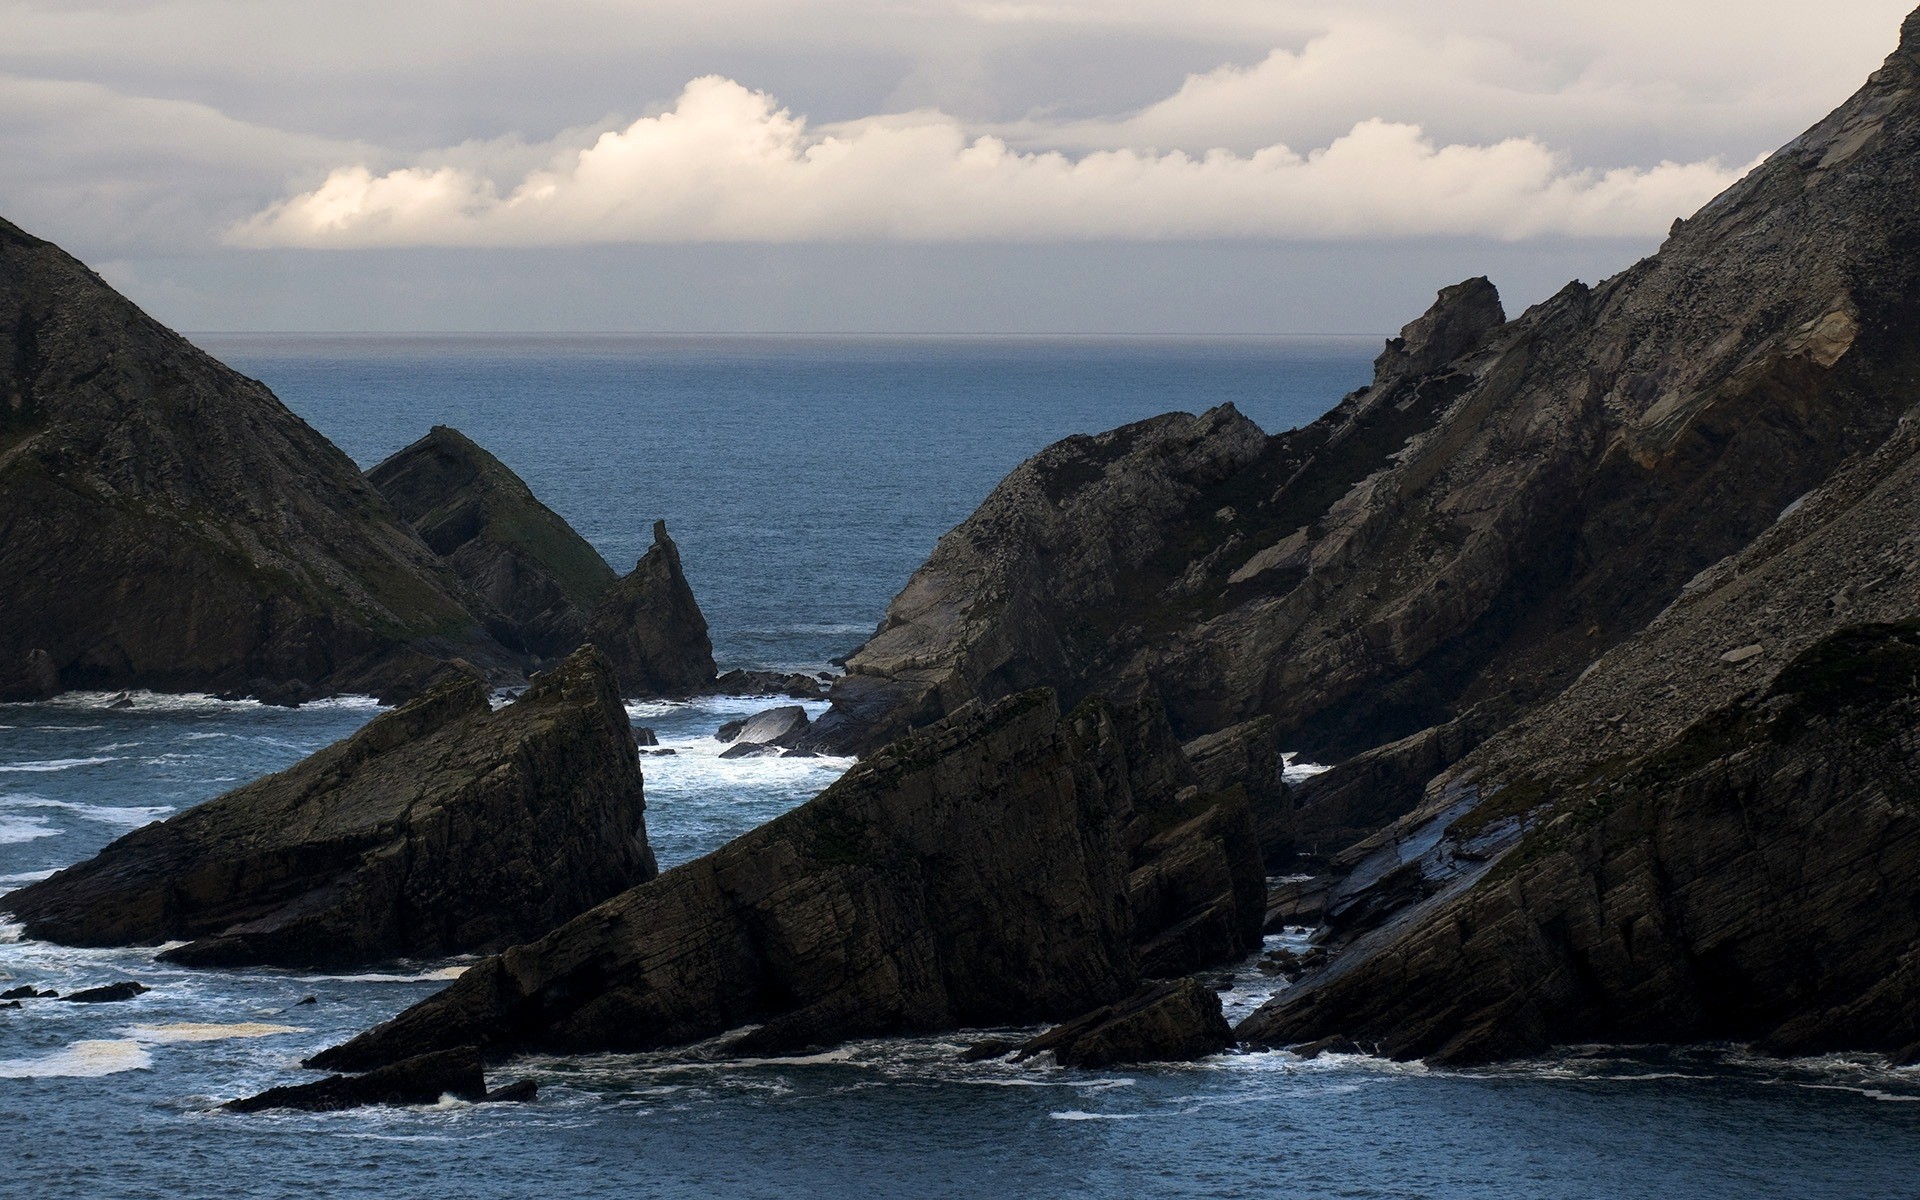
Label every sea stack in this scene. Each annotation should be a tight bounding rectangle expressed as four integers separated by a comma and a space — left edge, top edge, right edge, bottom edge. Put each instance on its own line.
583, 520, 718, 697
3, 647, 655, 968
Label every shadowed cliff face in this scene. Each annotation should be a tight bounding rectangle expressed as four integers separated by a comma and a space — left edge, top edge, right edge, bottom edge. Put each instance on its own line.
808, 14, 1920, 768
368, 425, 618, 660
1, 647, 656, 968
309, 687, 1265, 1070
583, 520, 717, 697
0, 219, 523, 701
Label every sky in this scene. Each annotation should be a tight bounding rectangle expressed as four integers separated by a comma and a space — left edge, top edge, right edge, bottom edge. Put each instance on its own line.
3, 0, 1914, 333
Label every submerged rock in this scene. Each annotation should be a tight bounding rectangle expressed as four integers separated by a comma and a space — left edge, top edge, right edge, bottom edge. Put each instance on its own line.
224, 1047, 487, 1114
309, 690, 1230, 1072
583, 521, 718, 698
3, 647, 655, 968
1015, 977, 1233, 1068
368, 426, 618, 659
0, 216, 519, 702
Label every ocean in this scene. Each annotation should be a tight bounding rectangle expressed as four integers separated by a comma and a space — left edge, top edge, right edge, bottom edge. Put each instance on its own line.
2, 336, 1915, 1199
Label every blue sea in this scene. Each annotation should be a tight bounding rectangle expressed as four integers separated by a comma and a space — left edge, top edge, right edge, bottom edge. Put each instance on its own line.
2, 336, 1916, 1199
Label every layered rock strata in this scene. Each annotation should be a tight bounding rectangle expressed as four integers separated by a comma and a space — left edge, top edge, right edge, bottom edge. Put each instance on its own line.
583, 521, 718, 697
3, 648, 655, 968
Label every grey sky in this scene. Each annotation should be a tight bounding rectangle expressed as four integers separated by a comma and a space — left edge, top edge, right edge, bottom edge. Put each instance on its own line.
3, 1, 1912, 332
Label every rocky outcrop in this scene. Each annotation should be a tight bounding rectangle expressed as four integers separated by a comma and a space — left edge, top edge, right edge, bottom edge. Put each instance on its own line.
713, 669, 827, 700
310, 688, 1268, 1071
0, 217, 522, 701
224, 1047, 490, 1113
3, 647, 655, 968
582, 521, 717, 698
716, 705, 811, 749
1014, 977, 1233, 1068
1181, 718, 1290, 862
806, 7, 1920, 774
368, 426, 617, 659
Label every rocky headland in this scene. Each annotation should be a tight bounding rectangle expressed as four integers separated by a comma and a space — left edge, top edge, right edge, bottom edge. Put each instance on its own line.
582, 520, 719, 697
2, 647, 656, 968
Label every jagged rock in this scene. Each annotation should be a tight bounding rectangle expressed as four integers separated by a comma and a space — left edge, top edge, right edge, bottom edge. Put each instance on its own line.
721, 705, 811, 748
583, 521, 717, 698
1126, 785, 1265, 978
0, 216, 519, 701
1, 985, 55, 1000
715, 718, 746, 741
633, 726, 659, 747
60, 981, 148, 1003
1015, 978, 1233, 1068
712, 669, 825, 699
483, 1079, 538, 1104
804, 8, 1920, 779
2, 647, 655, 968
368, 426, 617, 659
224, 1047, 487, 1114
307, 690, 1203, 1071
716, 742, 781, 759
1181, 718, 1290, 862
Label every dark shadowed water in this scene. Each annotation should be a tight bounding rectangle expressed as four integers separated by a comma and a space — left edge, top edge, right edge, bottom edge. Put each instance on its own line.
3, 336, 1917, 1200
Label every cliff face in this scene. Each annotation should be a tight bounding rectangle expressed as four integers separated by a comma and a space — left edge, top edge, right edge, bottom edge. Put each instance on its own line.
310, 687, 1265, 1071
0, 218, 519, 701
2, 647, 655, 968
367, 426, 617, 660
583, 520, 717, 697
808, 12, 1920, 768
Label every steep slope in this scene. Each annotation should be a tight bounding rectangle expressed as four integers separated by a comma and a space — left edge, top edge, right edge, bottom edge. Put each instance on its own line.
0, 218, 517, 700
368, 425, 617, 659
583, 520, 717, 697
1239, 363, 1920, 1063
806, 12, 1920, 769
2, 648, 655, 968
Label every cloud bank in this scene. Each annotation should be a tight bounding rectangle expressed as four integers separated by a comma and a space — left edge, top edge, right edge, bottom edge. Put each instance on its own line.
231, 76, 1752, 248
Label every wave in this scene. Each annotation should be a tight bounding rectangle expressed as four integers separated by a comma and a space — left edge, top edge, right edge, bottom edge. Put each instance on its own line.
129, 1022, 305, 1044
1, 795, 175, 828
0, 813, 58, 844
0, 757, 116, 773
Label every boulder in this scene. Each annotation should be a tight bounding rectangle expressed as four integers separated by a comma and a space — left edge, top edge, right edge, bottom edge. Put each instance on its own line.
583, 521, 717, 697
716, 742, 781, 759
633, 726, 659, 747
1015, 978, 1233, 1068
224, 1047, 487, 1114
310, 690, 1199, 1072
368, 426, 618, 659
60, 981, 148, 1003
0, 216, 520, 701
3, 647, 655, 968
726, 705, 811, 748
712, 669, 825, 700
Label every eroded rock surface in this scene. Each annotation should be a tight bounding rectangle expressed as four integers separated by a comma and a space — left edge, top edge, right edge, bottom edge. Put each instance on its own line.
0, 217, 519, 701
1015, 977, 1233, 1068
368, 425, 617, 659
4, 647, 655, 968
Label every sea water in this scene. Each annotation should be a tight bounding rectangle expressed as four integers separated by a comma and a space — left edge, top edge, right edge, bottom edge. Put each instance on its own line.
1, 336, 1915, 1199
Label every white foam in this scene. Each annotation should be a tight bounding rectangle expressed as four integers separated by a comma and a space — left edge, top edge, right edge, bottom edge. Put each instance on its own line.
0, 757, 115, 774
1049, 1110, 1142, 1121
0, 813, 58, 844
129, 1022, 305, 1044
1281, 753, 1332, 783
0, 1039, 153, 1078
298, 963, 470, 984
1, 795, 174, 828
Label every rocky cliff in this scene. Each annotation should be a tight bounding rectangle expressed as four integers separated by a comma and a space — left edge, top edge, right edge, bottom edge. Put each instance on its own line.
806, 8, 1920, 781
0, 217, 520, 701
2, 647, 655, 968
367, 426, 617, 660
310, 687, 1263, 1070
582, 520, 717, 697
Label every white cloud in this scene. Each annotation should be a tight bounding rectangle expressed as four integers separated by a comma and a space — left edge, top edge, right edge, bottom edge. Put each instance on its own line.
229, 75, 1753, 248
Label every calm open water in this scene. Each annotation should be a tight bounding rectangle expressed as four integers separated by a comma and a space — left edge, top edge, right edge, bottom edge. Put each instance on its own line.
2, 336, 1916, 1199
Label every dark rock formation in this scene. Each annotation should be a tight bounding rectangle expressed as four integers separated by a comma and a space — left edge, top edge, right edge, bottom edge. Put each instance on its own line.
804, 7, 1920, 776
716, 742, 781, 759
582, 521, 717, 697
712, 669, 826, 700
0, 216, 521, 701
60, 981, 148, 1003
1181, 718, 1290, 861
310, 689, 1255, 1072
1014, 978, 1233, 1068
1126, 783, 1265, 979
368, 426, 617, 659
224, 1047, 487, 1113
0, 649, 58, 702
633, 726, 659, 747
3, 647, 655, 968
